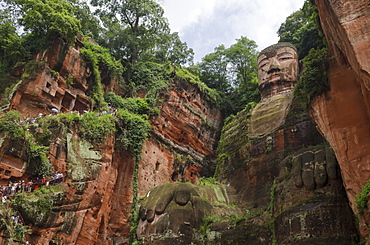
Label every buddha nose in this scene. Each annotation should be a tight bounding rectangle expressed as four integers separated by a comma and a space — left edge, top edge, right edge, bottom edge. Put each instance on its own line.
267, 58, 280, 74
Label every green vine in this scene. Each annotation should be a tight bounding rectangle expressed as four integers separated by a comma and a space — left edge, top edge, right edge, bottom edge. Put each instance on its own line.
114, 109, 151, 244
80, 40, 123, 111
356, 179, 370, 214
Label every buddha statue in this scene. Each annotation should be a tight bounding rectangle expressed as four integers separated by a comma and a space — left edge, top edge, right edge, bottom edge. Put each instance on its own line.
136, 43, 359, 244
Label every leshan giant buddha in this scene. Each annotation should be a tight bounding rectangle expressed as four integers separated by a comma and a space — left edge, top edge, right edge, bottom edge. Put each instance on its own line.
136, 43, 359, 244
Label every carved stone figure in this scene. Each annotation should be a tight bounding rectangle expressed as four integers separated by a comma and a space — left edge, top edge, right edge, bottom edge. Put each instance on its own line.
257, 42, 299, 100
137, 43, 359, 244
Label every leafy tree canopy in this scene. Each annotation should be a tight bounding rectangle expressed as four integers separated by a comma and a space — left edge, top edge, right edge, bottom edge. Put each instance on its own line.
0, 9, 26, 75
277, 0, 325, 59
91, 0, 170, 65
5, 0, 81, 43
0, 0, 82, 77
197, 36, 260, 117
279, 0, 330, 106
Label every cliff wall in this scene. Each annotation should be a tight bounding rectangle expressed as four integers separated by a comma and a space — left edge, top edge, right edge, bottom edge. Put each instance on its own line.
1, 1, 370, 242
0, 39, 222, 244
312, 0, 370, 238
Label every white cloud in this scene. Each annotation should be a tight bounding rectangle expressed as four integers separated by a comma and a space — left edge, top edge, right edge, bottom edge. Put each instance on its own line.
161, 0, 305, 62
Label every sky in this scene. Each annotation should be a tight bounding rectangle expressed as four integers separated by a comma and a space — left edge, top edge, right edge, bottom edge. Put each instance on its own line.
160, 0, 305, 62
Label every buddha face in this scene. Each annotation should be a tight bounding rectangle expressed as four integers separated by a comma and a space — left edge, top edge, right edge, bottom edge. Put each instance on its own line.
257, 46, 299, 93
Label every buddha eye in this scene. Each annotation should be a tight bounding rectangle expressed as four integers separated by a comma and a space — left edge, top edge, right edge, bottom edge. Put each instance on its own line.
279, 57, 293, 61
259, 63, 268, 69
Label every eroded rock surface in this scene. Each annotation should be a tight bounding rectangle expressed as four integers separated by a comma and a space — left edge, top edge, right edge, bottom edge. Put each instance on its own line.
137, 42, 360, 244
313, 0, 370, 239
0, 37, 222, 244
1, 1, 369, 242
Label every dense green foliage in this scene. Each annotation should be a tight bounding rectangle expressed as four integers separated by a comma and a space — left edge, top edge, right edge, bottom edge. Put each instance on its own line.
0, 110, 24, 139
12, 186, 56, 226
277, 0, 326, 59
12, 0, 81, 42
36, 111, 116, 144
197, 36, 260, 116
104, 92, 160, 116
26, 134, 53, 177
80, 41, 123, 110
278, 0, 329, 106
0, 0, 82, 83
67, 0, 102, 38
82, 40, 123, 78
90, 0, 194, 67
356, 179, 370, 214
91, 0, 168, 64
0, 205, 31, 243
129, 61, 172, 97
0, 111, 53, 177
79, 112, 116, 143
0, 9, 26, 76
115, 109, 151, 157
293, 48, 330, 106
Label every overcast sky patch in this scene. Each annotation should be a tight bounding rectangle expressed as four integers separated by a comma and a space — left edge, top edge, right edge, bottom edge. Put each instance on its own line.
161, 0, 305, 62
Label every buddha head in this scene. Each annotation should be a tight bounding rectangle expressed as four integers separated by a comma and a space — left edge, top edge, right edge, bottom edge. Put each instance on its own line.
257, 42, 299, 99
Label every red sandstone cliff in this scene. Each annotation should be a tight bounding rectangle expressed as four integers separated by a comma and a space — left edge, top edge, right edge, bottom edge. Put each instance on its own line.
1, 1, 370, 242
0, 38, 222, 244
312, 0, 370, 239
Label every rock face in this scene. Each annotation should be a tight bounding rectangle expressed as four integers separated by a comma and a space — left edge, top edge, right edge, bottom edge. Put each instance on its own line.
10, 38, 92, 118
216, 94, 358, 244
312, 0, 370, 238
1, 1, 370, 242
0, 38, 222, 244
137, 91, 359, 244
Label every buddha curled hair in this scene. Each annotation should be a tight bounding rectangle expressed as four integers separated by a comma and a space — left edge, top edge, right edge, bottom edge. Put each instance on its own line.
258, 42, 297, 58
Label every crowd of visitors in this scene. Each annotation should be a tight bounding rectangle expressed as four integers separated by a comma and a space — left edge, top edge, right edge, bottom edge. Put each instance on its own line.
0, 171, 64, 207
0, 172, 63, 245
18, 103, 118, 126
1, 104, 118, 244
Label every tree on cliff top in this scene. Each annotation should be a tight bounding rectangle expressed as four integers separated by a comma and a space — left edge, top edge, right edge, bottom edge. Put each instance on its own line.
0, 9, 26, 76
198, 36, 259, 117
278, 0, 329, 107
4, 0, 81, 44
91, 0, 170, 65
90, 0, 194, 88
277, 0, 325, 59
0, 0, 81, 76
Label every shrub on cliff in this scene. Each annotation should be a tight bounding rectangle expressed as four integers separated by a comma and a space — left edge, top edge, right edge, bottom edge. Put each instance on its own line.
293, 47, 331, 106
115, 109, 151, 157
356, 179, 370, 214
128, 61, 171, 98
0, 110, 24, 139
81, 40, 123, 111
79, 111, 116, 144
12, 186, 55, 226
175, 67, 221, 105
104, 92, 160, 116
